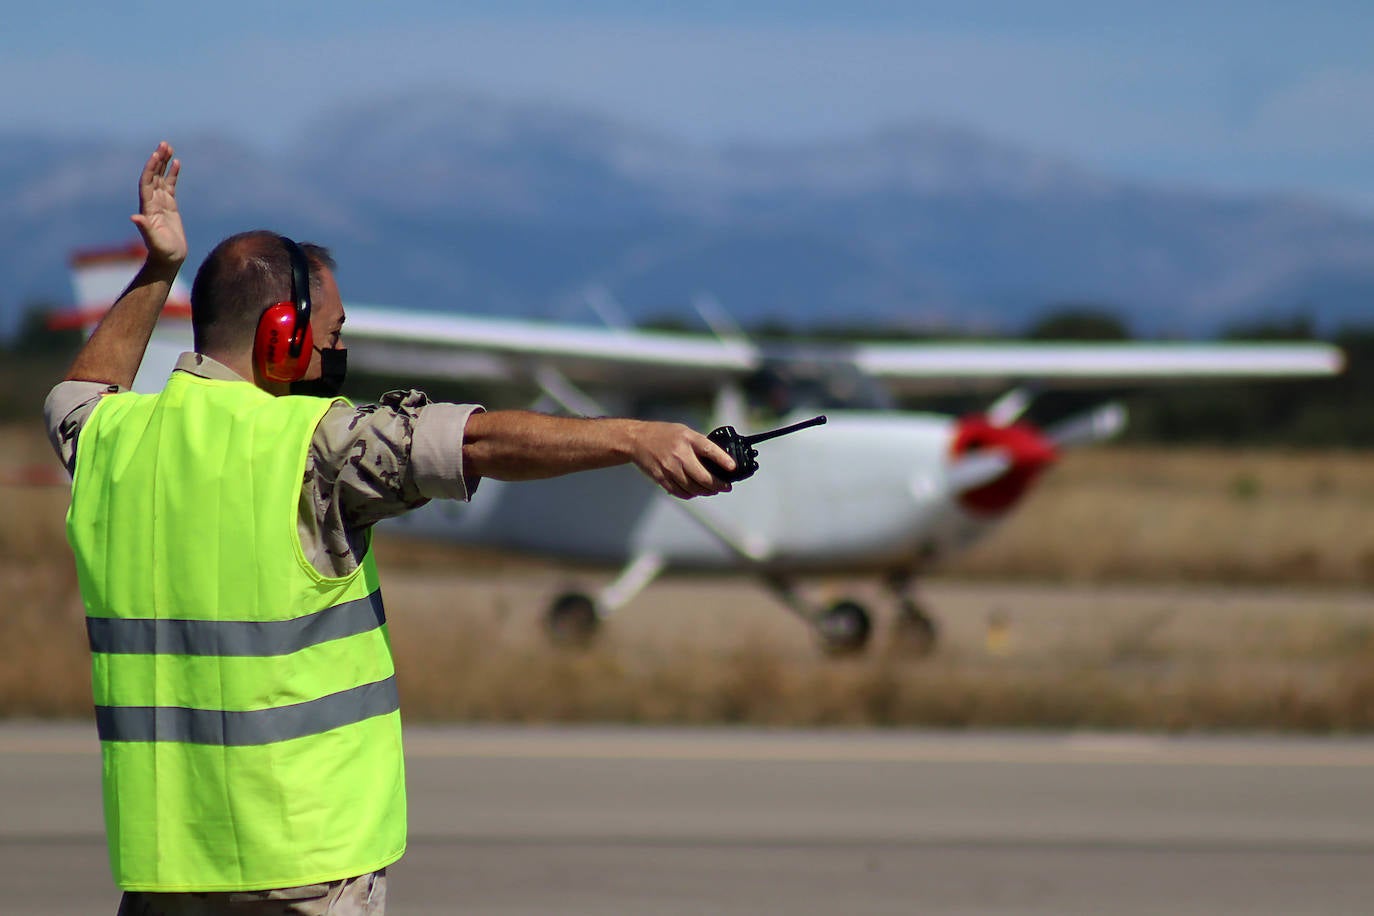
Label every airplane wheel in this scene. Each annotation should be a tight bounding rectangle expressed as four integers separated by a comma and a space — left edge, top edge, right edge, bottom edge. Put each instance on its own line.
545, 592, 600, 648
816, 600, 872, 656
891, 602, 938, 658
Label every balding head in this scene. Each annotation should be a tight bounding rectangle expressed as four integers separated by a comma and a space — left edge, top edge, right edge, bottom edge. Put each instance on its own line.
190, 230, 335, 357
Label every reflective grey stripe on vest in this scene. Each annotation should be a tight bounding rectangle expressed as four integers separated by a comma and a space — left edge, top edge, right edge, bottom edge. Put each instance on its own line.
86, 591, 385, 657
95, 676, 399, 746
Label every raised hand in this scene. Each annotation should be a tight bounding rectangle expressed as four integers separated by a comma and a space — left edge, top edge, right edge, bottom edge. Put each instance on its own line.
63, 142, 187, 387
130, 141, 186, 267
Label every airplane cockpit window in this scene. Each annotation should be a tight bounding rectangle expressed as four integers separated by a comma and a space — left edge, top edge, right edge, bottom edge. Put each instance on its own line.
626, 360, 895, 429
745, 362, 893, 416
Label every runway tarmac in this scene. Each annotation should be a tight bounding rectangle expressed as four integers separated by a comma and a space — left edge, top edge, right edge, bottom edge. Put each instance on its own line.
4, 723, 1374, 914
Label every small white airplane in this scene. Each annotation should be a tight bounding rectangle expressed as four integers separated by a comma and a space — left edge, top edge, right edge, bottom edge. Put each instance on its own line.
55, 244, 1345, 655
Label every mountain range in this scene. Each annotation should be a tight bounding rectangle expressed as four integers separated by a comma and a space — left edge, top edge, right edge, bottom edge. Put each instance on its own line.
4, 88, 1373, 339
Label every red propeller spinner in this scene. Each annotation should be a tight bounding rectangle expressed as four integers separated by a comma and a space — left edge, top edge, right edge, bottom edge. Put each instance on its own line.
949, 414, 1058, 515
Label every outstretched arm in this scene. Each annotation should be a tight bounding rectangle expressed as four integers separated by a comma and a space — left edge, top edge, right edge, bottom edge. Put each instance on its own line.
462, 410, 736, 500
64, 141, 186, 387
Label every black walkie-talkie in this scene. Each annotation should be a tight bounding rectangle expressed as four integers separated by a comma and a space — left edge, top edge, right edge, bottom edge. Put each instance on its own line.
703, 415, 827, 483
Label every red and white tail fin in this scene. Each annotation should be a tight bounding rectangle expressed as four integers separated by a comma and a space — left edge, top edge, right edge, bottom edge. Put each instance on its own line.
48, 242, 192, 332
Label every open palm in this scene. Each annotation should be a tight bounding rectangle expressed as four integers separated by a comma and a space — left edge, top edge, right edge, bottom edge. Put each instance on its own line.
130, 141, 186, 265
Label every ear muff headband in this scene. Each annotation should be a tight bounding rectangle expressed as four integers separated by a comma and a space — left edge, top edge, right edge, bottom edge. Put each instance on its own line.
253, 236, 315, 383
284, 237, 312, 359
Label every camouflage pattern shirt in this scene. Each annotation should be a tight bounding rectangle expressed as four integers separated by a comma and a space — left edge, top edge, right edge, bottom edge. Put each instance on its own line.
45, 352, 484, 577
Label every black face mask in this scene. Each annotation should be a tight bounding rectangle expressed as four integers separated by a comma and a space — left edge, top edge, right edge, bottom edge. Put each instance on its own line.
290, 347, 348, 398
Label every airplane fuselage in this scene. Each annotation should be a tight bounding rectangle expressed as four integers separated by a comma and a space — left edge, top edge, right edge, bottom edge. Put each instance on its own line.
386, 411, 1004, 575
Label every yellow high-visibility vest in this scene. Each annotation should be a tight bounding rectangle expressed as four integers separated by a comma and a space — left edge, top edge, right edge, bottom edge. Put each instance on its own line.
67, 372, 406, 892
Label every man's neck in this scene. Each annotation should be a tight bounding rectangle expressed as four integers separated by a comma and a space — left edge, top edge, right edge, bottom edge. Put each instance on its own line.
200, 349, 286, 395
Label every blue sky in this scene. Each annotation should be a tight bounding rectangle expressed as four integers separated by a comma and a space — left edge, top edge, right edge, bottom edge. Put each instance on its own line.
7, 1, 1374, 210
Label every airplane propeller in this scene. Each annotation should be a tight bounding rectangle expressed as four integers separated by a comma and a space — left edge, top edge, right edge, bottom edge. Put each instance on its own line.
945, 450, 1015, 493
945, 398, 1127, 511
944, 386, 1042, 494
984, 386, 1036, 428
1044, 401, 1128, 447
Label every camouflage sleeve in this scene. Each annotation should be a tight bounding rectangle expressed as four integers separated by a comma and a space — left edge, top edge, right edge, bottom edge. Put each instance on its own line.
302, 390, 484, 576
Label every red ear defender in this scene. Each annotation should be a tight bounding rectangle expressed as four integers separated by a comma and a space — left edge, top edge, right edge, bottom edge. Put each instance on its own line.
252, 236, 314, 383
254, 302, 314, 382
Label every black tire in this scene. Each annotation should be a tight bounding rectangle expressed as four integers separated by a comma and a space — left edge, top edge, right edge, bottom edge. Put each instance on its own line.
816, 599, 873, 656
891, 602, 938, 658
545, 592, 600, 648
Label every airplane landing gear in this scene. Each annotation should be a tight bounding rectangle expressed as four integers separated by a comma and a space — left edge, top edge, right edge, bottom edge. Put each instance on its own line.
539, 563, 939, 660
543, 553, 665, 650
545, 592, 600, 648
890, 600, 938, 658
815, 599, 873, 656
881, 572, 940, 657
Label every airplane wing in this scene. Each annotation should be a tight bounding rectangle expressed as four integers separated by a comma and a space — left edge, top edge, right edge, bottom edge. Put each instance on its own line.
341, 305, 758, 395
341, 302, 1345, 398
847, 341, 1346, 395
55, 245, 1345, 399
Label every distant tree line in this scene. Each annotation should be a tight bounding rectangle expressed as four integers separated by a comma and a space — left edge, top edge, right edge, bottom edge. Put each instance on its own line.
1012, 306, 1374, 447
8, 300, 1374, 448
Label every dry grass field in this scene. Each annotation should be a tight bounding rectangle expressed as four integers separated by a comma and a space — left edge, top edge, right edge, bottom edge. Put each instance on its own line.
3, 423, 1372, 730
948, 446, 1374, 585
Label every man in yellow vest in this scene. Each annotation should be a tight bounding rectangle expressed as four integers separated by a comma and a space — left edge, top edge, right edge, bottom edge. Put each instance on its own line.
47, 142, 736, 915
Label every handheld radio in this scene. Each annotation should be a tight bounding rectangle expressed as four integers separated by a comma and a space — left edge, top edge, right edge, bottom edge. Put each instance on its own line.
703, 415, 827, 483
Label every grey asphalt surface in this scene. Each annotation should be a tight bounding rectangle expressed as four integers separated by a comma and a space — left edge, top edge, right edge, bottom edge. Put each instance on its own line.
4, 723, 1374, 914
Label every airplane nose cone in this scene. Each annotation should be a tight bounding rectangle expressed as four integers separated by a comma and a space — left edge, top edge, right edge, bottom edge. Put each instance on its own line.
949, 414, 1058, 515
